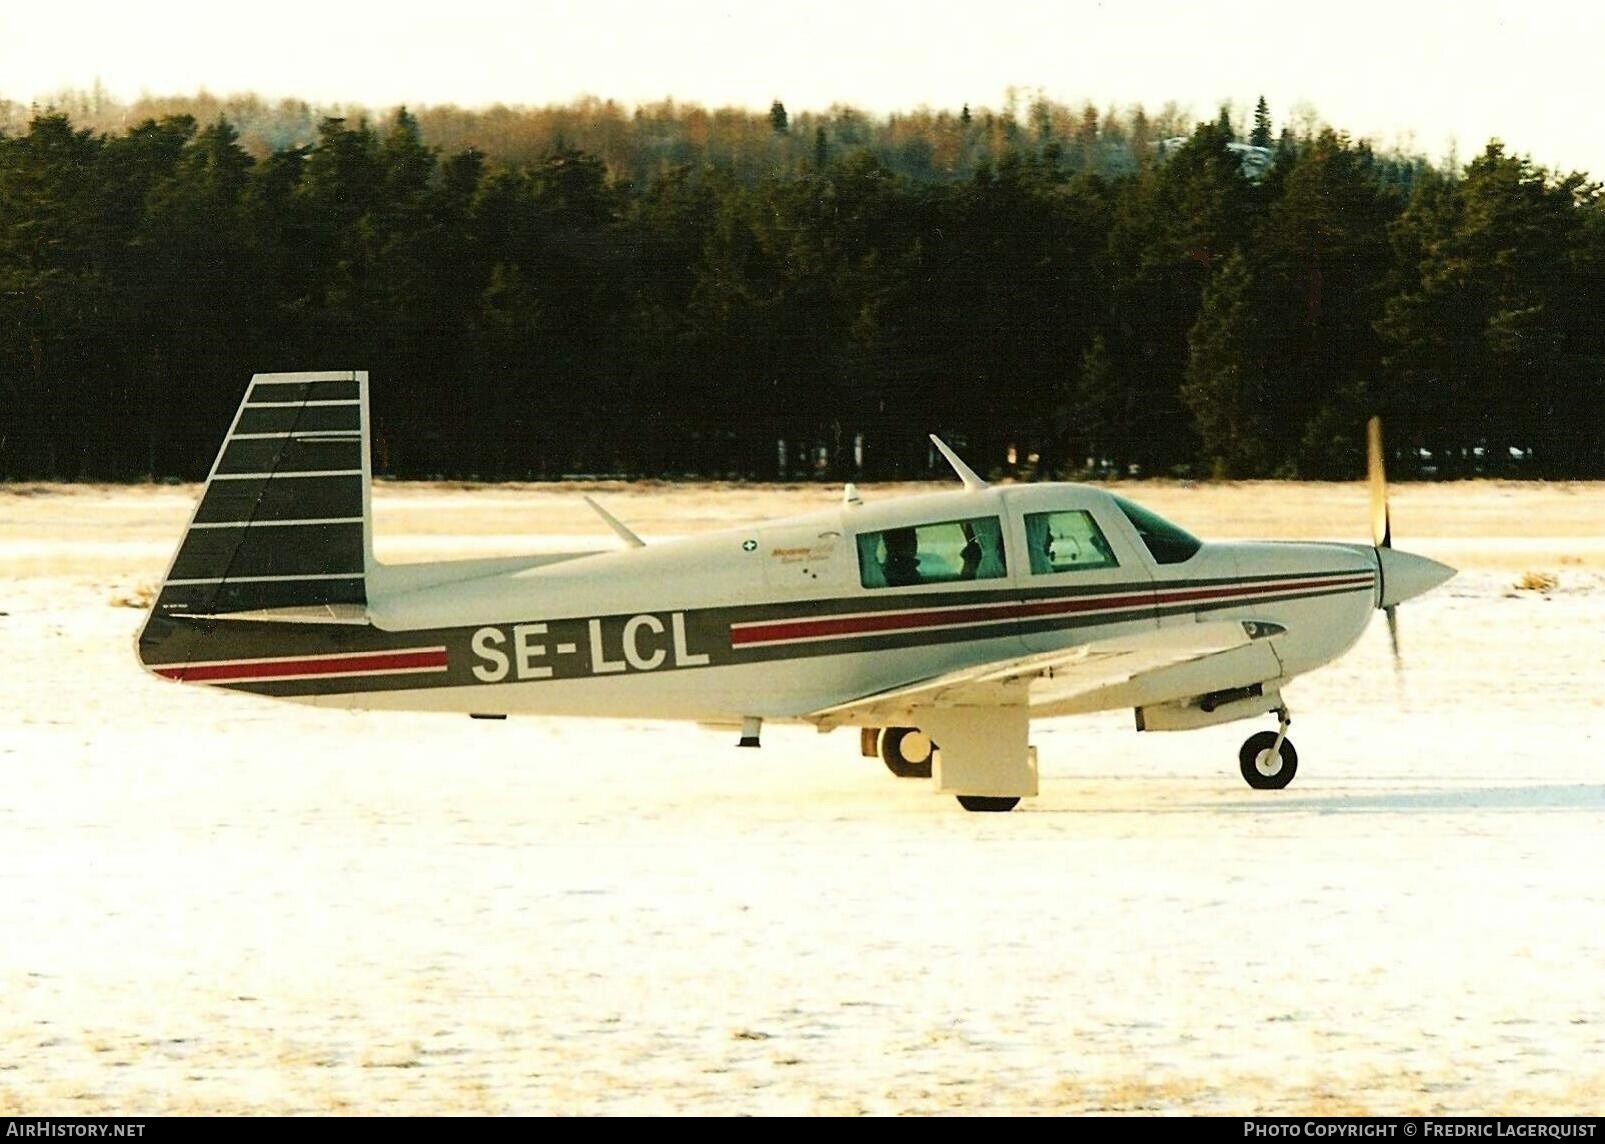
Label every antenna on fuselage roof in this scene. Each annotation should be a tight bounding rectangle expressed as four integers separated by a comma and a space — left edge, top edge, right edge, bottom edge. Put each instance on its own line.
583, 495, 646, 548
929, 434, 988, 492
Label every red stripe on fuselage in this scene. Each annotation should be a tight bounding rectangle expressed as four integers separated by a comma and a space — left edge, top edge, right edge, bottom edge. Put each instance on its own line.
1153, 574, 1373, 608
730, 573, 1373, 648
154, 647, 448, 684
735, 599, 1021, 646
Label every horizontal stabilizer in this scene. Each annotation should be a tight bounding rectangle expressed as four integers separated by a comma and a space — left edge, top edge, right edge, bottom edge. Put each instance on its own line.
200, 603, 371, 625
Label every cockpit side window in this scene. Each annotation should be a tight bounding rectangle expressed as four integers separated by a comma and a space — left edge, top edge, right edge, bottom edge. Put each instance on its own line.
856, 517, 1007, 589
1110, 494, 1202, 565
1024, 510, 1119, 574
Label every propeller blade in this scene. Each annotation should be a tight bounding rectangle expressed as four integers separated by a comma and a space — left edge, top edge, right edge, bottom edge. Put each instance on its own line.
1385, 604, 1401, 672
1371, 417, 1399, 673
1366, 416, 1392, 549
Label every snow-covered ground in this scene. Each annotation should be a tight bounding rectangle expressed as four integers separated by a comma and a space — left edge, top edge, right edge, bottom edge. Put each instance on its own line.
1, 480, 1602, 1115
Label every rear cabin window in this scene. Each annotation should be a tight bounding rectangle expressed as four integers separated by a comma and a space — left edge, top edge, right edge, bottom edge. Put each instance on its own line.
856, 517, 1008, 589
1024, 510, 1119, 574
1110, 494, 1202, 564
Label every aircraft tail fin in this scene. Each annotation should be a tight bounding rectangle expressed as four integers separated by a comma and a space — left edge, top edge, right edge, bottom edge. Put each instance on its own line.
146, 370, 373, 623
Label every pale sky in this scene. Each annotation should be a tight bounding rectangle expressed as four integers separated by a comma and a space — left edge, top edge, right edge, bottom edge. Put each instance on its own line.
3, 0, 1602, 177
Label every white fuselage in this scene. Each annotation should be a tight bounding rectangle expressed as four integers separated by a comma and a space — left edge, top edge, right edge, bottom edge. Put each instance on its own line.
336, 483, 1380, 726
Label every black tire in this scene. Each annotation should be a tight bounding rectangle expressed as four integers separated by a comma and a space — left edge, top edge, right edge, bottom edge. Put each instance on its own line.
1239, 730, 1298, 790
957, 795, 1021, 813
879, 725, 935, 779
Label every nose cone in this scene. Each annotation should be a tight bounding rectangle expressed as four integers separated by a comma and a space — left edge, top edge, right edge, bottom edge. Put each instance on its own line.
1377, 547, 1456, 608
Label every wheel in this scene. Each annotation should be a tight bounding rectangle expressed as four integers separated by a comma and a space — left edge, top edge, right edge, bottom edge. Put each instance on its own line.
1239, 730, 1298, 790
957, 795, 1020, 813
880, 725, 934, 779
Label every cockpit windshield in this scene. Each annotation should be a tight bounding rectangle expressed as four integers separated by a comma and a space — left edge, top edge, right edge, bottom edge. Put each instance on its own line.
1110, 494, 1202, 565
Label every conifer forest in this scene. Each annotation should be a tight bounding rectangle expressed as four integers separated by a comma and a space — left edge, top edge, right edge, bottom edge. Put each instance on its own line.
1, 92, 1600, 482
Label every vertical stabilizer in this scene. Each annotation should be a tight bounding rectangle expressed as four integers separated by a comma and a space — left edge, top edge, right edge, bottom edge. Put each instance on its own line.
147, 370, 372, 622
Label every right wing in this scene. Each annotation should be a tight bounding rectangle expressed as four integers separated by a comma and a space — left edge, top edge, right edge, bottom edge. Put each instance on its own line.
807, 620, 1287, 729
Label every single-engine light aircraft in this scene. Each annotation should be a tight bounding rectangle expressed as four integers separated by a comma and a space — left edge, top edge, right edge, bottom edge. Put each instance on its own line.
137, 371, 1455, 812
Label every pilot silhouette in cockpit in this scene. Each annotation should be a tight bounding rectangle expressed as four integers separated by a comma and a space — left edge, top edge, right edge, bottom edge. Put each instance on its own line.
959, 529, 984, 579
881, 528, 922, 586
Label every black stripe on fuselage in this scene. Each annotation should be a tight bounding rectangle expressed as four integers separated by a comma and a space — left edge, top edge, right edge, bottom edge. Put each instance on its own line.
1144, 570, 1370, 590
142, 571, 1372, 698
1152, 586, 1366, 623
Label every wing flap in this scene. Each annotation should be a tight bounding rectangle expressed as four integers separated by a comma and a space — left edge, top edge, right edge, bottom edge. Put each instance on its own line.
808, 620, 1285, 728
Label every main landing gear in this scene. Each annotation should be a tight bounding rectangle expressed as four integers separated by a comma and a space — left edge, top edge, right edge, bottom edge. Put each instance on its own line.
869, 725, 935, 780
861, 721, 1032, 812
1239, 707, 1298, 790
956, 795, 1022, 813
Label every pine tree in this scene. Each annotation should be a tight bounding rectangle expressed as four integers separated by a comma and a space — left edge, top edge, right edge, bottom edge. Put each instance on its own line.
1215, 104, 1235, 141
1059, 334, 1125, 475
1251, 129, 1399, 476
1378, 142, 1594, 474
1182, 250, 1273, 476
1250, 96, 1273, 149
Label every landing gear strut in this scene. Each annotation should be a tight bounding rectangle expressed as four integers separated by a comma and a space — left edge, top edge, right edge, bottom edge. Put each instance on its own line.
863, 707, 1035, 812
1239, 707, 1298, 790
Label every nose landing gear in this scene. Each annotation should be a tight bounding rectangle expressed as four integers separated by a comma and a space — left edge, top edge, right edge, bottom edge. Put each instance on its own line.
1239, 706, 1297, 790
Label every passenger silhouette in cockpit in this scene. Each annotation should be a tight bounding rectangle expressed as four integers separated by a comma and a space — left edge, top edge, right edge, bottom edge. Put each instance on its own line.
959, 526, 983, 579
881, 528, 922, 586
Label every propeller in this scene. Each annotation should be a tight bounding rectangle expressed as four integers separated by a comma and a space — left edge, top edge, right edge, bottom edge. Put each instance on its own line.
1367, 417, 1391, 551
1366, 416, 1401, 668
1365, 418, 1456, 670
